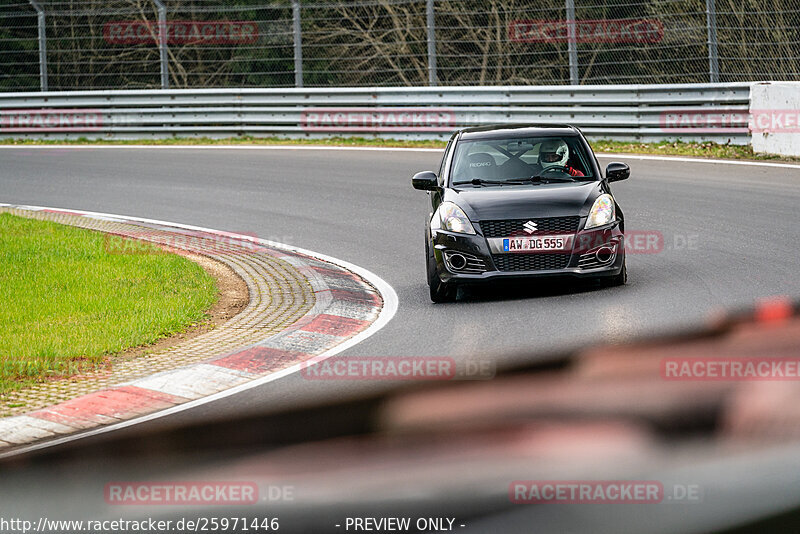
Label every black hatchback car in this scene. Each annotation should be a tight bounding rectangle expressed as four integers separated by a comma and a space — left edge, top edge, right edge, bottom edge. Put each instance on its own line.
412, 124, 630, 302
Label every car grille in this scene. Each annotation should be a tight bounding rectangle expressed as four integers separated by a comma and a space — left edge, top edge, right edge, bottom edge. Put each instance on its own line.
492, 253, 571, 271
479, 216, 580, 238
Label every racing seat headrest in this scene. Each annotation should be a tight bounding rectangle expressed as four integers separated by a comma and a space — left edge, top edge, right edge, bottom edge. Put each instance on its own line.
466, 152, 496, 179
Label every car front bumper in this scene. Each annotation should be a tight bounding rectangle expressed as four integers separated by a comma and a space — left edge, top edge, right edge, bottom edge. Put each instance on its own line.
430, 221, 625, 285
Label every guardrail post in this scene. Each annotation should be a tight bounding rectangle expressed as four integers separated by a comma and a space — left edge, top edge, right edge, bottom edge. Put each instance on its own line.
28, 0, 47, 91
426, 0, 438, 86
153, 0, 169, 89
292, 0, 303, 88
706, 0, 719, 83
565, 0, 578, 85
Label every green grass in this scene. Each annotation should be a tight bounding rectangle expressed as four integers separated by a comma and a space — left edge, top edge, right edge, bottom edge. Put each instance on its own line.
0, 213, 217, 395
3, 136, 798, 163
592, 140, 800, 163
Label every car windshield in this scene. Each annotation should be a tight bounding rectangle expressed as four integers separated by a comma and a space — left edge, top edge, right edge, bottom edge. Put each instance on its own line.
451, 135, 594, 185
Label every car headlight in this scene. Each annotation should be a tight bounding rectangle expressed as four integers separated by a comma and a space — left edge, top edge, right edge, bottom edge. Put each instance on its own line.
432, 201, 476, 235
585, 194, 615, 229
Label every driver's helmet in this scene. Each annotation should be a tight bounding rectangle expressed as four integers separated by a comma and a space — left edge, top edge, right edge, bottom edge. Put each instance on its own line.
539, 139, 569, 169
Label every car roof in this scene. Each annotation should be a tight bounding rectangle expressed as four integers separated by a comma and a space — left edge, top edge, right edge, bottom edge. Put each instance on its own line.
457, 124, 580, 141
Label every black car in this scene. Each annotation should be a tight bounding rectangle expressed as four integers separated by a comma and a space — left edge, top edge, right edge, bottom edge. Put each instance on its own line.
412, 124, 630, 302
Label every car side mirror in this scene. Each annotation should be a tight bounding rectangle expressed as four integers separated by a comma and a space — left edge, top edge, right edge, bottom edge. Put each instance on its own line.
412, 171, 439, 191
605, 162, 630, 182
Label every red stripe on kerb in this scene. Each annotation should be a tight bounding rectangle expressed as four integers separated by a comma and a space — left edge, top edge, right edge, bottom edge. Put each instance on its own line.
309, 265, 356, 279
211, 346, 308, 373
300, 314, 370, 337
29, 386, 183, 427
329, 289, 381, 306
41, 209, 87, 217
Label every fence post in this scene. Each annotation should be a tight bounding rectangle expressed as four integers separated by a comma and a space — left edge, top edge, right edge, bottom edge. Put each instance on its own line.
426, 0, 438, 86
292, 0, 303, 87
566, 0, 578, 85
152, 0, 169, 89
706, 0, 719, 82
28, 0, 47, 91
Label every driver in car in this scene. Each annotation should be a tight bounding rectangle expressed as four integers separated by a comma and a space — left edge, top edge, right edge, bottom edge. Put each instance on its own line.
539, 139, 585, 177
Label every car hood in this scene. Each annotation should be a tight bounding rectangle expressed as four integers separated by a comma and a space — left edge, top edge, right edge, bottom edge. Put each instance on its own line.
447, 181, 603, 222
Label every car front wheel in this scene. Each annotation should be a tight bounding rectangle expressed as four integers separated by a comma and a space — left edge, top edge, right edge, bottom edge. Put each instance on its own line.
606, 256, 627, 287
427, 243, 456, 303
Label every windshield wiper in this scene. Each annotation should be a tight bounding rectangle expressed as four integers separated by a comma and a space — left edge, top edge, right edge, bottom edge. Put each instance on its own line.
453, 176, 572, 186
453, 178, 526, 186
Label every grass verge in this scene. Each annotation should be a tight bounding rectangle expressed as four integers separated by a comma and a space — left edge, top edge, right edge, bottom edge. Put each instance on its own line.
3, 136, 799, 163
592, 140, 800, 163
0, 213, 217, 395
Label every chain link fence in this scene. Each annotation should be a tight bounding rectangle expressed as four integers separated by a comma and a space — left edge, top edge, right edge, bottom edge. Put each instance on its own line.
1, 0, 799, 92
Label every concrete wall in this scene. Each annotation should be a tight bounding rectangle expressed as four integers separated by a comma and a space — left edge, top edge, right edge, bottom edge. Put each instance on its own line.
750, 82, 800, 157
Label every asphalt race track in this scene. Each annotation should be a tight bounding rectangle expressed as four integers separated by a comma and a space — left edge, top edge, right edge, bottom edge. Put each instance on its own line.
2, 146, 800, 430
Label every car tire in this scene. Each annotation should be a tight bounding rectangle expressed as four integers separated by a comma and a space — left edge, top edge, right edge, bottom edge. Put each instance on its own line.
427, 243, 456, 303
429, 275, 456, 303
606, 256, 627, 287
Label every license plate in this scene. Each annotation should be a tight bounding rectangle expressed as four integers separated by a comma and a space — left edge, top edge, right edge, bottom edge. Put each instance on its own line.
502, 236, 567, 252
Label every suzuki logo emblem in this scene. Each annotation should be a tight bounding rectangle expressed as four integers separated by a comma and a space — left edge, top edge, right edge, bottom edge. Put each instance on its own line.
523, 221, 538, 234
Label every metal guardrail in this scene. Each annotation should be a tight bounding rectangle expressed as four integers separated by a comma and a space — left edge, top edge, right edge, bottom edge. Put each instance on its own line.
0, 83, 754, 143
